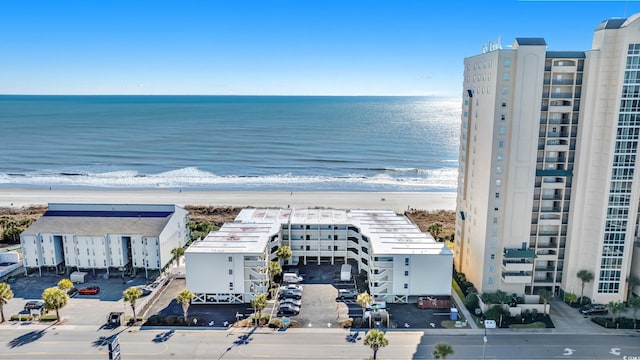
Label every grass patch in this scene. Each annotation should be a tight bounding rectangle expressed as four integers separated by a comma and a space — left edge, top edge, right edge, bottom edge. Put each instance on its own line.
509, 321, 546, 329
452, 279, 464, 299
10, 314, 34, 321
441, 320, 470, 329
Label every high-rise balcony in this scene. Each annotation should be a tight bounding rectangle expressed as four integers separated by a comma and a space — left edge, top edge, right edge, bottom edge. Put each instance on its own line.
502, 272, 533, 283
502, 260, 534, 272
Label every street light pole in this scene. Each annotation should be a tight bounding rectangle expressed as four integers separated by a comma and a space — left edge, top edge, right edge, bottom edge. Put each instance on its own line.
482, 325, 487, 359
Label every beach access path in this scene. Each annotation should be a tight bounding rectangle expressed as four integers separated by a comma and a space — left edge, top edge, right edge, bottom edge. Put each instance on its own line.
0, 188, 456, 212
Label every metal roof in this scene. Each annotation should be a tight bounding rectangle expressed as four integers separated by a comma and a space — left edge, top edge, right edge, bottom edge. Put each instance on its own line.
546, 51, 585, 59
188, 208, 452, 256
515, 38, 547, 46
22, 203, 185, 237
595, 18, 626, 31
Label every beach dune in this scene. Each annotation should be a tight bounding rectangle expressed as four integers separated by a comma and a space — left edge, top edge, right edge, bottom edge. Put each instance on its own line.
0, 189, 456, 212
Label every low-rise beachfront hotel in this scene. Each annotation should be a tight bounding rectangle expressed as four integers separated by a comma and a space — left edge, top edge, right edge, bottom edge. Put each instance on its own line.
456, 14, 640, 303
185, 208, 452, 304
20, 203, 189, 278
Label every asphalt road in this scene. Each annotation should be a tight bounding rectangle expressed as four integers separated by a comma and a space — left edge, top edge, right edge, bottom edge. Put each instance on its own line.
0, 325, 638, 359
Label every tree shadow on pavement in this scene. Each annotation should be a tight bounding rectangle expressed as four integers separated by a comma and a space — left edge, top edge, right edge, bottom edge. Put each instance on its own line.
92, 329, 126, 348
8, 329, 46, 348
217, 326, 257, 359
152, 329, 175, 343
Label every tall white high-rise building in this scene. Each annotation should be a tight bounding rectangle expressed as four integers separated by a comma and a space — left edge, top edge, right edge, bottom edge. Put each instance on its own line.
456, 15, 640, 303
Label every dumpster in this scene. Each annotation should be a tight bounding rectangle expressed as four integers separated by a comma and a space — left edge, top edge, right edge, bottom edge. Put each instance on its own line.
449, 308, 459, 321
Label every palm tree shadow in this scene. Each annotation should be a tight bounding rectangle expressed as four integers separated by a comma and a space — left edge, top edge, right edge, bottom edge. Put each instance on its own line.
8, 329, 46, 348
217, 326, 257, 359
92, 329, 127, 348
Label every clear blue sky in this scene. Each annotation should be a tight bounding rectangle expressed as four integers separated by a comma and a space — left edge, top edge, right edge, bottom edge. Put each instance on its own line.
1, 0, 639, 96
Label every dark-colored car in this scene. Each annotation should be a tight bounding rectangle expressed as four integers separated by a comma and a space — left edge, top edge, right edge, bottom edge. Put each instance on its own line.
277, 304, 300, 316
278, 290, 302, 300
580, 303, 608, 315
78, 286, 100, 295
24, 300, 44, 311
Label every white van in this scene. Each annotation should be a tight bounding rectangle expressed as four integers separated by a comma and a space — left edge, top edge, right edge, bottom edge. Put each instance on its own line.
283, 272, 304, 284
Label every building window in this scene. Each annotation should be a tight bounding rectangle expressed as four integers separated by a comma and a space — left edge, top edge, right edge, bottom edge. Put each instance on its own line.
502, 102, 507, 108
404, 283, 408, 289
229, 282, 234, 290
498, 141, 504, 148
228, 256, 232, 262
504, 58, 511, 67
503, 72, 509, 81
495, 192, 500, 199
493, 217, 498, 224
229, 269, 233, 275
488, 277, 494, 284
404, 271, 409, 276
496, 179, 502, 186
501, 114, 505, 121
405, 257, 410, 266
502, 87, 509, 95
490, 254, 495, 260
489, 265, 495, 273
499, 127, 505, 135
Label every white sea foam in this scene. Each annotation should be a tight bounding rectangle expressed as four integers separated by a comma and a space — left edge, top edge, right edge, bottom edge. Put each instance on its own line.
0, 167, 458, 191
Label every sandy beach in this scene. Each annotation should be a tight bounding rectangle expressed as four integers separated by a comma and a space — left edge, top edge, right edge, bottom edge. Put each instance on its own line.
0, 188, 456, 212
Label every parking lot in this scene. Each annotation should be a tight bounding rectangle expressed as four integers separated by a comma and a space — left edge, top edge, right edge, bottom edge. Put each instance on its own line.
142, 261, 454, 329
4, 270, 153, 327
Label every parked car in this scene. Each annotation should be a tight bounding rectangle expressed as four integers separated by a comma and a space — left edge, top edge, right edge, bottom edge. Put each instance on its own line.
135, 285, 152, 296
337, 288, 358, 300
78, 286, 100, 295
277, 304, 300, 316
67, 287, 79, 298
24, 300, 44, 311
580, 303, 608, 315
280, 298, 302, 307
278, 290, 302, 300
279, 284, 303, 292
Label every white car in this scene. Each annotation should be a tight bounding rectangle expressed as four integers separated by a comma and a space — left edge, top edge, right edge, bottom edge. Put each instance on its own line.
279, 284, 303, 292
280, 298, 302, 307
337, 289, 358, 300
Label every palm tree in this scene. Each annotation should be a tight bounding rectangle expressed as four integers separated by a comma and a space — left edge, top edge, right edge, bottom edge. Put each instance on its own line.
427, 222, 443, 241
536, 289, 552, 315
627, 296, 640, 330
357, 292, 372, 314
123, 286, 143, 323
0, 282, 14, 323
42, 287, 67, 321
363, 329, 388, 360
628, 275, 640, 301
171, 247, 185, 267
433, 343, 455, 359
576, 270, 594, 305
176, 289, 195, 323
607, 300, 626, 323
57, 279, 73, 292
275, 245, 292, 264
251, 293, 268, 325
268, 261, 282, 284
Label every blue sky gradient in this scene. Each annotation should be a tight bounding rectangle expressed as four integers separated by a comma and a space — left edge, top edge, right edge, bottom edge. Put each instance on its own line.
2, 0, 639, 96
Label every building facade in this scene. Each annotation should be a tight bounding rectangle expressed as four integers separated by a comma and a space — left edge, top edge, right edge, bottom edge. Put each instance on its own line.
21, 203, 189, 277
186, 208, 452, 304
456, 15, 640, 303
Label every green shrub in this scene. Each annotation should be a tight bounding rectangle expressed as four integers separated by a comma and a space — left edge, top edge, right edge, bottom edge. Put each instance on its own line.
40, 314, 59, 322
165, 315, 177, 326
269, 318, 283, 328
464, 293, 479, 312
10, 314, 34, 321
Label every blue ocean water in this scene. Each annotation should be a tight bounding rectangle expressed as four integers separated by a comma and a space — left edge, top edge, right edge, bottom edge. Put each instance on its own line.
0, 95, 460, 191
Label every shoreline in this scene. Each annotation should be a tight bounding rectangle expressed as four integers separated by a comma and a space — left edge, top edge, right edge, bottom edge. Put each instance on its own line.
0, 188, 457, 212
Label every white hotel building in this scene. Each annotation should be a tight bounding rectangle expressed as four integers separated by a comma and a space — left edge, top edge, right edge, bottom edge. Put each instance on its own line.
21, 203, 189, 277
456, 15, 640, 303
185, 208, 452, 304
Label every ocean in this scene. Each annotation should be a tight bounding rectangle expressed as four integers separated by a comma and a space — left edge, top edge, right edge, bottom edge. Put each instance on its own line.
0, 95, 460, 192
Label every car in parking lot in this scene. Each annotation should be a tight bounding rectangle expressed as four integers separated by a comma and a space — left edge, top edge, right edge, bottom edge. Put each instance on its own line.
78, 286, 100, 295
278, 290, 302, 300
277, 304, 300, 316
580, 303, 608, 315
337, 288, 358, 300
24, 300, 44, 311
279, 284, 303, 292
280, 298, 302, 307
